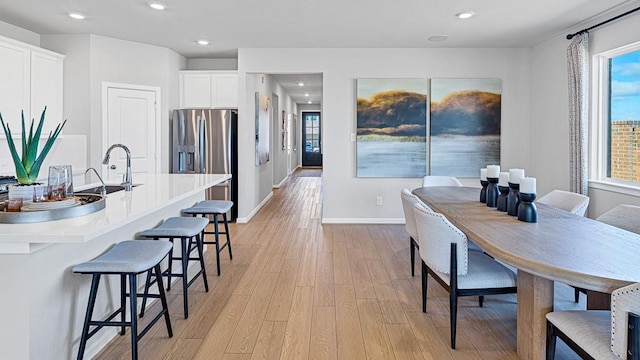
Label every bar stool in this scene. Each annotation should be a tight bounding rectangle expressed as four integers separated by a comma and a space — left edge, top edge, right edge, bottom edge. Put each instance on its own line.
183, 200, 234, 276
140, 216, 209, 318
73, 240, 173, 360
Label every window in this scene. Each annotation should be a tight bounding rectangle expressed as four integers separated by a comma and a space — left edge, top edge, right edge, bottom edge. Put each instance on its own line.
592, 43, 640, 190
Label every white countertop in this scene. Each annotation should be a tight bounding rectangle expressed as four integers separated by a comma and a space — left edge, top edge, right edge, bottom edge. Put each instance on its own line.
0, 173, 230, 245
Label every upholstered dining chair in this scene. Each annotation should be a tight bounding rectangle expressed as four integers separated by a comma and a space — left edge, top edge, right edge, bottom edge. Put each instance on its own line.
546, 282, 640, 360
537, 189, 590, 217
422, 175, 463, 187
537, 189, 590, 302
400, 188, 428, 277
414, 203, 517, 349
597, 204, 640, 235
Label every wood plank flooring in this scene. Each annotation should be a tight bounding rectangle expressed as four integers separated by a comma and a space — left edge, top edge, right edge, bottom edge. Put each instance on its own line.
94, 169, 583, 359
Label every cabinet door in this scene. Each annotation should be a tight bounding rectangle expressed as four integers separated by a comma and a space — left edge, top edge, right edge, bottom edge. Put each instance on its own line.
0, 41, 30, 125
30, 51, 64, 134
181, 74, 212, 108
212, 74, 238, 108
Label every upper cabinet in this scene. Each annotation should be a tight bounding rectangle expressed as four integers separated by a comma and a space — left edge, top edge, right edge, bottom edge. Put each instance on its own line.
179, 71, 238, 109
0, 36, 64, 136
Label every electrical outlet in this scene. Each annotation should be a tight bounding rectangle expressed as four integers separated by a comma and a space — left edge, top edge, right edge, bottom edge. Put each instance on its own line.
376, 196, 383, 206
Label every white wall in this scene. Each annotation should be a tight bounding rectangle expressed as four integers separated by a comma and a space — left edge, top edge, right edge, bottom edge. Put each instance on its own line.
530, 11, 640, 218
41, 34, 186, 175
238, 48, 532, 222
0, 19, 39, 46
187, 58, 238, 70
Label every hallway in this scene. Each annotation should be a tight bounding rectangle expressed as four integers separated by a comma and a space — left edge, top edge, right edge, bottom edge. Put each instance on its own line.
95, 168, 580, 359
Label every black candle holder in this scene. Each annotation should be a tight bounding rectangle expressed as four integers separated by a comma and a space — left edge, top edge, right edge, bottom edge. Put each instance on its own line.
517, 192, 537, 223
486, 177, 499, 207
496, 185, 509, 211
480, 180, 488, 203
507, 182, 520, 216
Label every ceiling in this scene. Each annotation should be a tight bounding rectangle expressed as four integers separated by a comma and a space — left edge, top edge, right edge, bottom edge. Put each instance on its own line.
0, 0, 634, 105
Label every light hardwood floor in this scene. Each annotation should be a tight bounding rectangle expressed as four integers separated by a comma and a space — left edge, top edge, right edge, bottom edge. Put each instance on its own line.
94, 169, 582, 359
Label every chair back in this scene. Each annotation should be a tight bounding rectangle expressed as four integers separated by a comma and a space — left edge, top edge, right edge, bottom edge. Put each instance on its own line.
597, 205, 640, 235
422, 176, 463, 188
536, 189, 589, 216
413, 203, 468, 275
611, 282, 640, 358
401, 189, 422, 239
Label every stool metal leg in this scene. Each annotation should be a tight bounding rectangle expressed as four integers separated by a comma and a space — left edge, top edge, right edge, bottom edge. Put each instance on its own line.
213, 214, 221, 276
120, 274, 126, 335
77, 274, 101, 360
128, 274, 139, 360
223, 213, 232, 260
139, 270, 152, 318
195, 232, 209, 292
154, 264, 173, 337
181, 237, 189, 319
166, 238, 173, 292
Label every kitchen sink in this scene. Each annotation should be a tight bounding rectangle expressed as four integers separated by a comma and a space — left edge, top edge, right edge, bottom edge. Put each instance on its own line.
77, 184, 137, 195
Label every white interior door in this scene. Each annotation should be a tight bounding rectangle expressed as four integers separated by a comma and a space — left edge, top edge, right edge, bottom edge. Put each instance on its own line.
104, 84, 159, 184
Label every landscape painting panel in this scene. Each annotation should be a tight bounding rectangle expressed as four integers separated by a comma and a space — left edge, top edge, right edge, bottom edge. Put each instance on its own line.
430, 78, 501, 177
255, 91, 270, 165
356, 78, 427, 177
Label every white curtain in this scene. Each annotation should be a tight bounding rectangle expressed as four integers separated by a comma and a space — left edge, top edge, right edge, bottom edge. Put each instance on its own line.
567, 32, 590, 195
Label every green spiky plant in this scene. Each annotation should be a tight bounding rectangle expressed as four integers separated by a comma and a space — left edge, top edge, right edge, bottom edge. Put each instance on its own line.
0, 107, 67, 185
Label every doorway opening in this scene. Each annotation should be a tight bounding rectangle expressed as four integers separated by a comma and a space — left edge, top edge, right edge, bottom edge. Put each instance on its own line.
301, 111, 322, 167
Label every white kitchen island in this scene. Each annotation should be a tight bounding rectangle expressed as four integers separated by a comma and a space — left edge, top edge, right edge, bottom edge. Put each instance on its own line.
0, 173, 231, 360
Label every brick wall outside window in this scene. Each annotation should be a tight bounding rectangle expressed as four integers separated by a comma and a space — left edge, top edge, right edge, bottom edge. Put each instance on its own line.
610, 121, 640, 181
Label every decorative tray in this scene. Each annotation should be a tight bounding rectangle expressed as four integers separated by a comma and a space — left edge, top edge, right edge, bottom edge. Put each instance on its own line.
0, 193, 105, 223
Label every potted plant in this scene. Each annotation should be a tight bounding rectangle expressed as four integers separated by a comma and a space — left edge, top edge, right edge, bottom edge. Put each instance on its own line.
0, 107, 66, 200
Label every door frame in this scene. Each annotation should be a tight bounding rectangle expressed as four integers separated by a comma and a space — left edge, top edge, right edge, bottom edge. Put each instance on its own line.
101, 82, 161, 177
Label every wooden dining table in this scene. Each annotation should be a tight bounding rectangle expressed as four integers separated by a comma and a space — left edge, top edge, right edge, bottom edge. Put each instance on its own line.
412, 186, 640, 360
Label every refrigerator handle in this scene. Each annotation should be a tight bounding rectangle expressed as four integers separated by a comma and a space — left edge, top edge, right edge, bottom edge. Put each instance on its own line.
198, 116, 207, 173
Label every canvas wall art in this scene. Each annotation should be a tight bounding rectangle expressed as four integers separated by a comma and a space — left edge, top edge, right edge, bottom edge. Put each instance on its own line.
255, 91, 270, 165
430, 78, 501, 177
356, 78, 427, 177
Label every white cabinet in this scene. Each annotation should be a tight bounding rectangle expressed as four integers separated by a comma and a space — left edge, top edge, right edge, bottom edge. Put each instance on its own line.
179, 71, 238, 108
0, 36, 64, 135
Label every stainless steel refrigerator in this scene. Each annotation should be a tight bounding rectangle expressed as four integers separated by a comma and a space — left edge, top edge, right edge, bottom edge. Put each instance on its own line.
171, 109, 238, 221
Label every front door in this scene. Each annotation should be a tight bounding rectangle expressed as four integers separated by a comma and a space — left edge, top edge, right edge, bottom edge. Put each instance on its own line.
103, 83, 160, 184
302, 111, 322, 167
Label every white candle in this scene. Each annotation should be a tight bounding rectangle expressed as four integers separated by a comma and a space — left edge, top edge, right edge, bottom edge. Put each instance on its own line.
480, 168, 487, 181
487, 165, 500, 178
520, 177, 536, 194
509, 168, 525, 184
498, 172, 510, 186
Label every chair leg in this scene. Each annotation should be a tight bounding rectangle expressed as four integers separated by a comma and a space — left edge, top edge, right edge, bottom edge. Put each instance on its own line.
166, 238, 173, 292
546, 321, 557, 360
128, 274, 139, 360
120, 274, 126, 335
223, 213, 232, 260
195, 233, 209, 292
77, 274, 101, 360
410, 237, 415, 277
213, 214, 221, 276
450, 288, 458, 349
421, 260, 428, 313
154, 264, 173, 338
574, 287, 580, 303
478, 295, 484, 307
181, 237, 189, 319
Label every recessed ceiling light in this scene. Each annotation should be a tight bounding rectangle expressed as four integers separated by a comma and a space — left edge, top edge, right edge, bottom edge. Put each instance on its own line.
148, 2, 167, 10
455, 11, 475, 19
68, 12, 86, 20
428, 35, 449, 42
298, 82, 304, 87
308, 101, 312, 104
196, 39, 209, 45
304, 93, 309, 97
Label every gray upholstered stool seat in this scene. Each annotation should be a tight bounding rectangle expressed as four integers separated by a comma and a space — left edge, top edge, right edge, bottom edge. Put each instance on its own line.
183, 200, 233, 215
73, 241, 173, 360
140, 217, 209, 238
183, 200, 234, 276
140, 216, 209, 319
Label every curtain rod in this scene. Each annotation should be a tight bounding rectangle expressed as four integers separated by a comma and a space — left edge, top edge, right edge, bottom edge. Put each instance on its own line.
567, 5, 640, 39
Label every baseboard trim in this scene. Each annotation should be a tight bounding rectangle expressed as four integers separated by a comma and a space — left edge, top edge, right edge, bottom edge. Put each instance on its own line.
236, 192, 274, 223
321, 217, 404, 224
273, 175, 288, 189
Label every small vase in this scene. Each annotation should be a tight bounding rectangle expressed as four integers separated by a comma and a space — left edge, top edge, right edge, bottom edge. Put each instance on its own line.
480, 180, 488, 203
486, 177, 499, 207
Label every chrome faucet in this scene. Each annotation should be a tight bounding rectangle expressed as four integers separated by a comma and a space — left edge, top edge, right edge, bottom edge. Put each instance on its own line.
102, 144, 133, 191
85, 167, 106, 196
